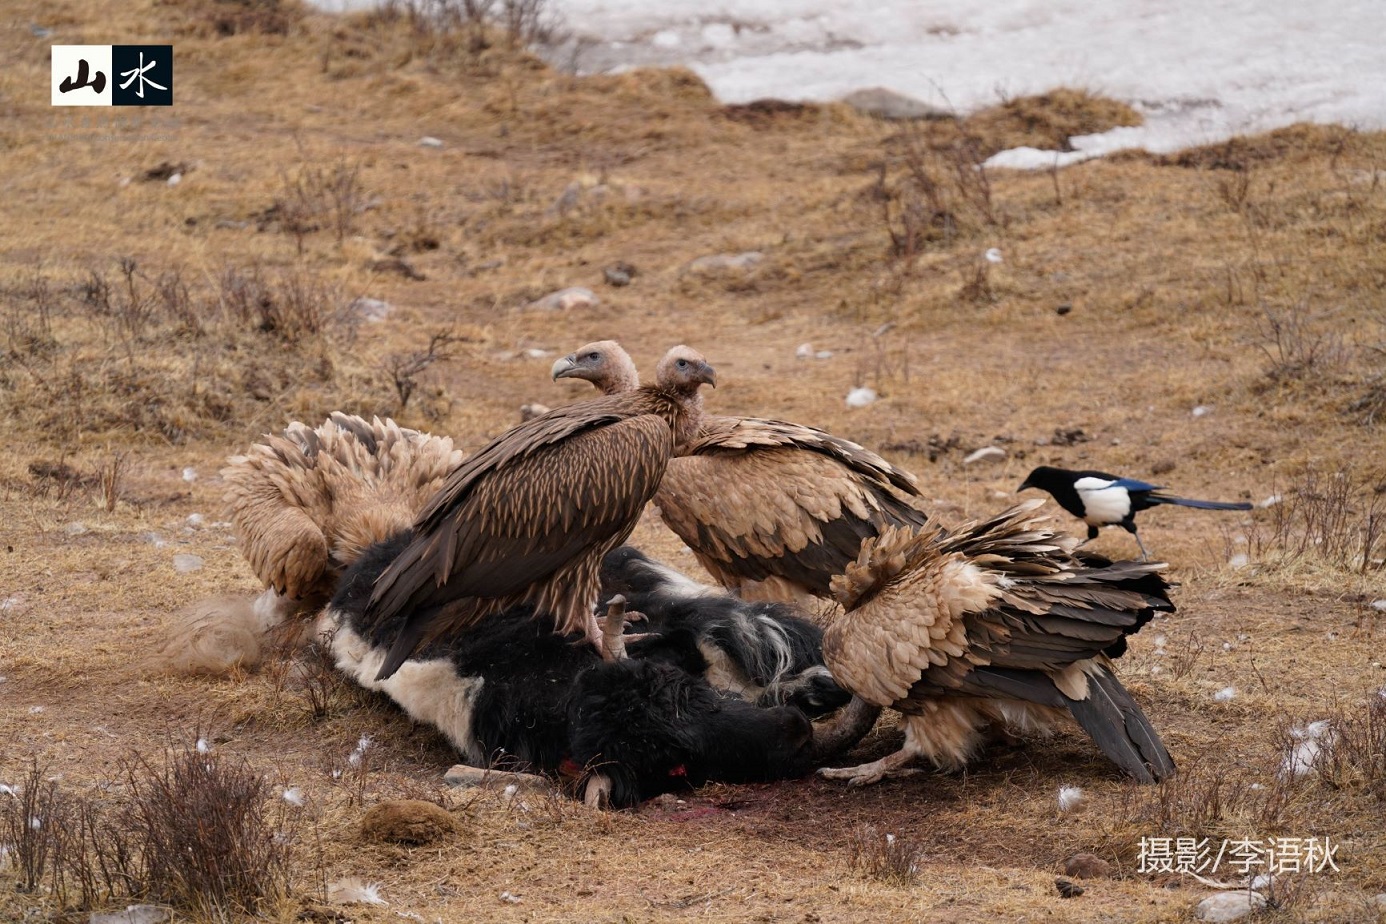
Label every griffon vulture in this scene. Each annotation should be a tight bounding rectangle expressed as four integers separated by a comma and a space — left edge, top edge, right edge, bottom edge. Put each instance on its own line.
363, 346, 716, 680
551, 341, 927, 604
223, 412, 464, 607
818, 500, 1176, 785
159, 413, 461, 675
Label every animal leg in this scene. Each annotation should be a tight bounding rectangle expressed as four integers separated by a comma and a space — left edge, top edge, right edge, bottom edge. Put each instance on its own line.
817, 747, 922, 788
1123, 523, 1151, 561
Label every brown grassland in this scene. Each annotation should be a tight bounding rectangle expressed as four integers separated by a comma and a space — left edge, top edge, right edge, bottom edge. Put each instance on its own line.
2, 1, 1385, 921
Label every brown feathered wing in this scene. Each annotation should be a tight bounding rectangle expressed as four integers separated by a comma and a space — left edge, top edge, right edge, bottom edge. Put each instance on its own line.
365, 402, 676, 679
825, 500, 1176, 781
222, 413, 462, 602
655, 416, 928, 598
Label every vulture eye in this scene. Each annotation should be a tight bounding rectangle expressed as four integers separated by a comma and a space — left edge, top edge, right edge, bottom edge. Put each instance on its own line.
677, 359, 688, 368
587, 352, 599, 360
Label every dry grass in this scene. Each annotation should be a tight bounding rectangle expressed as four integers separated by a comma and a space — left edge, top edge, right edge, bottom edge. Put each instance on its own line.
3, 0, 1386, 920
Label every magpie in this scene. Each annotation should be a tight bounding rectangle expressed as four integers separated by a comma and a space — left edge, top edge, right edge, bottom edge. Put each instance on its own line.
1018, 465, 1252, 559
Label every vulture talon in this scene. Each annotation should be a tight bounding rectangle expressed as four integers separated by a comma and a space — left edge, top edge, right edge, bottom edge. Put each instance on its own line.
598, 595, 631, 661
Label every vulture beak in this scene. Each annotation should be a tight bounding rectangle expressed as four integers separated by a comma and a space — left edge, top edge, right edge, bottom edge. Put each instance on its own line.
695, 361, 717, 388
551, 354, 578, 381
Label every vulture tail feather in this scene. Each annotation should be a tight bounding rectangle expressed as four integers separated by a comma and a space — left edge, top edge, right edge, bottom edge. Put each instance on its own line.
1064, 666, 1175, 783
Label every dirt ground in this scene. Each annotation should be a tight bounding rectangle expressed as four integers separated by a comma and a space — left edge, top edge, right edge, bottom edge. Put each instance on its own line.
2, 1, 1385, 921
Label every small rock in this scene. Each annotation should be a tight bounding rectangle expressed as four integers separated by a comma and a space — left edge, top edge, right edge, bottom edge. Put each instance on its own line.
1063, 853, 1113, 879
172, 554, 204, 573
186, 513, 204, 528
686, 251, 763, 274
962, 446, 1007, 466
523, 348, 553, 359
603, 262, 636, 287
360, 799, 460, 845
1371, 600, 1386, 612
1228, 553, 1250, 569
525, 287, 598, 312
1057, 785, 1085, 813
815, 350, 833, 359
1195, 891, 1267, 922
166, 172, 181, 187
984, 247, 1003, 264
181, 466, 197, 482
1055, 877, 1084, 898
499, 891, 522, 904
90, 905, 170, 924
796, 342, 815, 359
65, 522, 89, 537
840, 87, 950, 121
444, 765, 557, 797
1151, 459, 1177, 475
1192, 405, 1213, 418
845, 387, 877, 409
1056, 303, 1072, 316
347, 297, 392, 323
418, 136, 444, 148
519, 404, 551, 422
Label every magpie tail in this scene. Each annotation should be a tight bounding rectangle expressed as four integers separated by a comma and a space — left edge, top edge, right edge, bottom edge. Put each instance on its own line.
1152, 494, 1252, 511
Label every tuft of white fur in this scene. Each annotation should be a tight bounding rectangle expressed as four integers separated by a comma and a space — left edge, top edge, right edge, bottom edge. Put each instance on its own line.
281, 787, 305, 807
0, 784, 17, 798
1213, 686, 1237, 702
195, 738, 210, 754
154, 589, 306, 676
1057, 785, 1086, 813
500, 891, 522, 904
328, 877, 388, 906
1279, 720, 1334, 779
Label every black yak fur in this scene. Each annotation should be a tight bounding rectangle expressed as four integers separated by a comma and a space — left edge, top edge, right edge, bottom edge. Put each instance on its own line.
325, 532, 817, 808
599, 546, 850, 719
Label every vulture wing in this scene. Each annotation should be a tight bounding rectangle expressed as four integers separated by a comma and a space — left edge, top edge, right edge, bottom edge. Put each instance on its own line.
825, 500, 1175, 779
657, 415, 928, 596
222, 414, 461, 601
365, 407, 674, 675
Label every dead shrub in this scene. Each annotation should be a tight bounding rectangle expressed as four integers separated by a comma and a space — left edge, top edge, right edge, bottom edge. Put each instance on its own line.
1304, 696, 1386, 800
173, 0, 305, 37
874, 125, 997, 261
1246, 467, 1385, 574
847, 824, 922, 884
1, 758, 58, 893
274, 159, 367, 252
383, 328, 464, 412
1254, 301, 1350, 385
120, 744, 292, 919
95, 450, 129, 512
1126, 757, 1290, 838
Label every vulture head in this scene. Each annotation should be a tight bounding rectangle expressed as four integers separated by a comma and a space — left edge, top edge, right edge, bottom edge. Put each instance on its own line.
551, 340, 639, 394
655, 345, 717, 395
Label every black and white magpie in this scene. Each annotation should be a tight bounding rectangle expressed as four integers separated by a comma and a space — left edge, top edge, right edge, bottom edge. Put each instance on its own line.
1018, 465, 1252, 559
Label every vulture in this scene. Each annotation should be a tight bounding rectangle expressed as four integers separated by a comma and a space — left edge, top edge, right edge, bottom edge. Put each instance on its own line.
818, 499, 1176, 785
223, 412, 463, 608
159, 413, 461, 675
363, 345, 716, 680
551, 341, 928, 604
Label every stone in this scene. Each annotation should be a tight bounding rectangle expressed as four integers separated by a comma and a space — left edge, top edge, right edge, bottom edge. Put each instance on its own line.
686, 251, 763, 274
525, 287, 598, 311
840, 87, 950, 121
418, 136, 444, 148
444, 764, 557, 797
346, 297, 392, 323
360, 799, 460, 845
1194, 891, 1267, 922
603, 262, 636, 287
1063, 853, 1113, 879
172, 554, 204, 573
845, 387, 877, 409
962, 446, 1007, 466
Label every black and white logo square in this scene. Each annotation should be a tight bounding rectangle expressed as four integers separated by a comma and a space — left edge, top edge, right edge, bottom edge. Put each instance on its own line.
52, 44, 113, 106
52, 44, 173, 107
